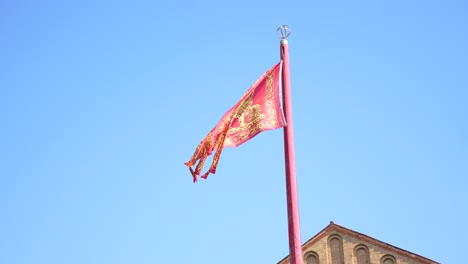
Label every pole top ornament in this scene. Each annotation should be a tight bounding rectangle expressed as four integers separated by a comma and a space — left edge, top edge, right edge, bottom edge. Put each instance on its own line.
277, 25, 292, 39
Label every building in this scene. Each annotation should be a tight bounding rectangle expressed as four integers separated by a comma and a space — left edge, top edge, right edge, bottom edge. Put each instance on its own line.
277, 222, 439, 264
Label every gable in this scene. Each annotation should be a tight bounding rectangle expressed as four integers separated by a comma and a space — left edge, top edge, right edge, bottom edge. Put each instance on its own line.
278, 222, 439, 264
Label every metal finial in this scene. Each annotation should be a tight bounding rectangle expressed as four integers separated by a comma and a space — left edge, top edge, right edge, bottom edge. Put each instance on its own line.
277, 25, 292, 39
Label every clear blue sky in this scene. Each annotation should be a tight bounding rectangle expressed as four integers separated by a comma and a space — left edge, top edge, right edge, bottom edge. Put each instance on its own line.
2, 1, 467, 263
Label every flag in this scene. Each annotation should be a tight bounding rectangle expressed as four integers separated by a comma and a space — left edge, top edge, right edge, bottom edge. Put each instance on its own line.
185, 62, 284, 182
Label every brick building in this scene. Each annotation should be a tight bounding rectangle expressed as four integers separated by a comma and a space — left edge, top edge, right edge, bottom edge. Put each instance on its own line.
277, 222, 438, 264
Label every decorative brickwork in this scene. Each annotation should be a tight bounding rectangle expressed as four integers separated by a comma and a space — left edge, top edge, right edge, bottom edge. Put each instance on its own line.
304, 251, 319, 264
277, 222, 439, 264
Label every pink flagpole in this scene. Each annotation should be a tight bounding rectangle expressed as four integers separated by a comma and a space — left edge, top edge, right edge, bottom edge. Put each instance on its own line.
278, 25, 303, 264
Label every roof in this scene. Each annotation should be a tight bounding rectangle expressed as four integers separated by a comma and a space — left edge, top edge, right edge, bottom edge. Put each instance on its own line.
277, 222, 439, 264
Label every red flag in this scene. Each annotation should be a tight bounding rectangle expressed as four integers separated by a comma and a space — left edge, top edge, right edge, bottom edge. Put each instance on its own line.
185, 62, 284, 182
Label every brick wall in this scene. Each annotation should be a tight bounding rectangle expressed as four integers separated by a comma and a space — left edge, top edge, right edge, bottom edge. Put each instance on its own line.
278, 226, 438, 264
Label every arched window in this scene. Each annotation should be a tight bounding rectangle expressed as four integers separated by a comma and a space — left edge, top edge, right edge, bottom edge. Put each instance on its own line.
304, 251, 319, 264
328, 235, 344, 264
381, 255, 396, 264
354, 245, 370, 264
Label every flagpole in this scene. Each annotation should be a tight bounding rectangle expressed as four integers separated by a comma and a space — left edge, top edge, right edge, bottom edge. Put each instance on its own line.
278, 25, 303, 264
